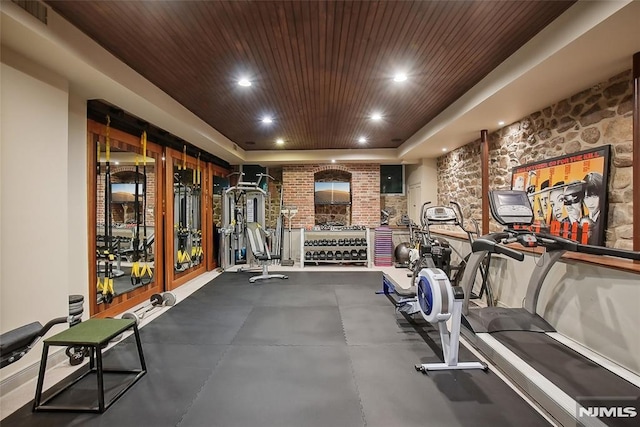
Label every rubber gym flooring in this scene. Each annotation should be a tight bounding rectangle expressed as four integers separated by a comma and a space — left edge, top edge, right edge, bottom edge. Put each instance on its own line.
3, 271, 551, 427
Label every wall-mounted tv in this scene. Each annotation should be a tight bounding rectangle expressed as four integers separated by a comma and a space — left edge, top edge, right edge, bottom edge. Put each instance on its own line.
314, 182, 351, 205
111, 183, 143, 203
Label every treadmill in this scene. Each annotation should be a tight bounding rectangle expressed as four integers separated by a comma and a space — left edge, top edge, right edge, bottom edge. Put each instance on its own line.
459, 190, 640, 427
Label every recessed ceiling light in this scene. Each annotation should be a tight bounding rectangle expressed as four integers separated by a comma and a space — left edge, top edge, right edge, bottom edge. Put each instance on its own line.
358, 137, 367, 143
498, 121, 505, 126
393, 73, 407, 82
238, 78, 252, 87
114, 161, 120, 165
331, 159, 336, 163
262, 116, 273, 124
276, 138, 284, 145
371, 113, 382, 121
442, 148, 447, 152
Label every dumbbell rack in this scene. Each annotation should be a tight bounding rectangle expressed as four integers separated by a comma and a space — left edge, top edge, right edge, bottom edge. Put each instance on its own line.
301, 228, 371, 268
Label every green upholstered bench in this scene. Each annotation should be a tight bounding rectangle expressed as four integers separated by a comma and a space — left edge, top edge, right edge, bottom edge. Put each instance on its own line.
33, 318, 146, 413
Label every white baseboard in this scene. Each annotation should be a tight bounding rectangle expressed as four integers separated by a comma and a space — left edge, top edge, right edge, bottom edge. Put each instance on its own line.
0, 347, 66, 396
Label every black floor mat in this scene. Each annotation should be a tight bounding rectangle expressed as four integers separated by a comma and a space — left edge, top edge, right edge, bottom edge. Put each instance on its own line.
2, 271, 550, 427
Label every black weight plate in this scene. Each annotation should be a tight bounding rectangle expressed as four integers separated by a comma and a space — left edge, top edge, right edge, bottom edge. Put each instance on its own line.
69, 306, 83, 316
69, 294, 84, 304
150, 293, 164, 306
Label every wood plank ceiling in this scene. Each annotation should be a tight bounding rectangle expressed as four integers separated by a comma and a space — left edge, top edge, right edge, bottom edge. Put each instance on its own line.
47, 1, 575, 152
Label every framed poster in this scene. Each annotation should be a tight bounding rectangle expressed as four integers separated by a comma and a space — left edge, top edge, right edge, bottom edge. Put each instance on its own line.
510, 145, 610, 246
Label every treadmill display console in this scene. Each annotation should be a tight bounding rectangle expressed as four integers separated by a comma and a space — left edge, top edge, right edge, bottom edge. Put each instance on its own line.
424, 206, 457, 222
488, 190, 534, 226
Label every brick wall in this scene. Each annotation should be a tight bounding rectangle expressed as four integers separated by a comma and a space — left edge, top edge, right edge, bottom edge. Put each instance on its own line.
283, 163, 381, 229
97, 165, 156, 227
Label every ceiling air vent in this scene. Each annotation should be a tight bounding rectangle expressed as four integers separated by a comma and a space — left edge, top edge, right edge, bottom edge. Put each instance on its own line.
11, 0, 47, 25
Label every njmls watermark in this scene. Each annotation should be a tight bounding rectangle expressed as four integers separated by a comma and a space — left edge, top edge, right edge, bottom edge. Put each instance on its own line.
576, 396, 639, 427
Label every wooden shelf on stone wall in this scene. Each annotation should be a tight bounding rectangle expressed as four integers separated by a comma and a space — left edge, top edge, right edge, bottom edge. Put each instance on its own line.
431, 229, 640, 274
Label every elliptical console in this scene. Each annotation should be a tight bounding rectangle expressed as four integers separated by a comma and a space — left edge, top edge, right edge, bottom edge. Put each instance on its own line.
488, 190, 533, 226
424, 206, 458, 223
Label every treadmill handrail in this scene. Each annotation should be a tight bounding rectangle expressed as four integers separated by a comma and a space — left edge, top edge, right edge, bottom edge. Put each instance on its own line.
472, 238, 524, 262
533, 232, 640, 260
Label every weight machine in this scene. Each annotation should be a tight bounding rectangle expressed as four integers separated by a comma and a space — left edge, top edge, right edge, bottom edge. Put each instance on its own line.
219, 173, 271, 270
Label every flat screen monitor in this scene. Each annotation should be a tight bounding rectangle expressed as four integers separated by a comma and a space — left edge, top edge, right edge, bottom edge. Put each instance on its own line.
111, 183, 143, 203
314, 182, 351, 205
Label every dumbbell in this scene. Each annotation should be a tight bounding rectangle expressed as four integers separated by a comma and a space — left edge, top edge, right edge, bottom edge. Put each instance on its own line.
122, 292, 177, 324
305, 251, 312, 261
326, 251, 334, 260
358, 249, 367, 260
318, 250, 326, 260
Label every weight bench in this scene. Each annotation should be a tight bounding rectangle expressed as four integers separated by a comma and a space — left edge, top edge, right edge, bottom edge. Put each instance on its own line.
0, 317, 68, 369
33, 318, 146, 413
245, 222, 288, 283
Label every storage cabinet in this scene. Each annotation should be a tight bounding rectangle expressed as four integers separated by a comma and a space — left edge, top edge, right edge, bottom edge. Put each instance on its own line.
301, 228, 371, 267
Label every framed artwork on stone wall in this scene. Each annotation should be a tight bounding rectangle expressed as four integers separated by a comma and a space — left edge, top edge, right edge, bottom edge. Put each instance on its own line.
510, 145, 611, 246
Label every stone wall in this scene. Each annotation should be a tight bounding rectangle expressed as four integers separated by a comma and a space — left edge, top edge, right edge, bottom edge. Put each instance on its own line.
282, 164, 381, 229
266, 166, 283, 229
437, 70, 633, 248
381, 194, 408, 226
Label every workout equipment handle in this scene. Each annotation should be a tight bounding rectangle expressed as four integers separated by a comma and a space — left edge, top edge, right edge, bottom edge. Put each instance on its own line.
577, 244, 640, 260
41, 317, 69, 335
450, 201, 464, 228
534, 232, 640, 260
472, 238, 525, 262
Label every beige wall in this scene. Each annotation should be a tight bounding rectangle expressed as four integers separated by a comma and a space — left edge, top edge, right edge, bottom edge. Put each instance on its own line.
403, 159, 438, 224
67, 93, 89, 299
1, 52, 70, 380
